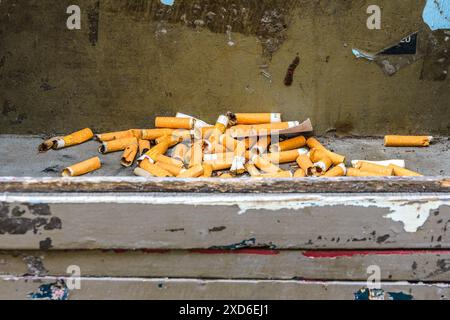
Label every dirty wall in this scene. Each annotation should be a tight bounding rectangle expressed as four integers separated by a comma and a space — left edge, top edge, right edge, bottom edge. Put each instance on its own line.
0, 0, 449, 136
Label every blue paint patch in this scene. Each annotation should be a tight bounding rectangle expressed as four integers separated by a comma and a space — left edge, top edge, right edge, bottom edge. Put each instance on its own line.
423, 0, 450, 31
354, 288, 385, 300
387, 292, 414, 301
160, 0, 175, 6
210, 238, 257, 250
29, 280, 69, 300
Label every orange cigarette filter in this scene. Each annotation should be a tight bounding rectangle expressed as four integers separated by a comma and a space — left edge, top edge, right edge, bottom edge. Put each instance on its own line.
155, 154, 185, 168
202, 164, 213, 178
323, 164, 347, 177
312, 156, 333, 176
177, 164, 204, 178
100, 137, 138, 154
265, 149, 307, 164
139, 159, 173, 177
121, 144, 139, 167
259, 171, 293, 178
294, 168, 306, 178
252, 155, 281, 174
203, 158, 233, 171
172, 143, 189, 163
252, 135, 271, 155
384, 135, 433, 147
220, 134, 241, 151
234, 113, 282, 125
155, 117, 194, 130
141, 129, 175, 141
209, 115, 230, 144
62, 157, 101, 177
155, 161, 185, 176
355, 162, 394, 176
245, 163, 261, 177
388, 165, 423, 177
219, 173, 234, 179
138, 139, 151, 156
296, 154, 314, 176
347, 168, 386, 177
228, 122, 298, 138
309, 148, 345, 166
270, 135, 306, 153
40, 128, 94, 152
141, 137, 173, 162
96, 130, 134, 143
189, 140, 204, 168
133, 167, 154, 178
203, 152, 235, 162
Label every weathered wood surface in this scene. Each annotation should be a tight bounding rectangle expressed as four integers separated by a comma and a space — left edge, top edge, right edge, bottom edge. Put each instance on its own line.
1, 276, 448, 300
1, 193, 449, 250
0, 177, 449, 194
2, 249, 450, 282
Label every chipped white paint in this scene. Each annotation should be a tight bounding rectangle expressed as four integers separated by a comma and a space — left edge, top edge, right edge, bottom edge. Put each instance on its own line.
2, 193, 449, 233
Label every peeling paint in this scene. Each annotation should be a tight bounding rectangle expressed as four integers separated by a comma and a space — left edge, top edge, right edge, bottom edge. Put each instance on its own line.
423, 0, 450, 31
28, 280, 69, 300
354, 288, 414, 300
2, 194, 449, 234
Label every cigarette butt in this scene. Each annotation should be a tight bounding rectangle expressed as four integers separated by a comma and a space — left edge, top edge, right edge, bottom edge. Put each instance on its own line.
245, 163, 261, 177
140, 158, 173, 177
294, 168, 306, 178
141, 129, 175, 141
99, 137, 138, 154
312, 156, 333, 176
346, 168, 386, 177
228, 122, 299, 138
306, 137, 326, 150
219, 173, 234, 179
176, 113, 211, 129
156, 161, 185, 176
155, 117, 194, 130
138, 139, 151, 156
220, 134, 240, 151
265, 149, 307, 164
209, 115, 230, 144
133, 167, 154, 178
309, 148, 345, 166
351, 160, 406, 169
233, 113, 282, 125
189, 140, 204, 168
121, 144, 139, 167
172, 143, 189, 163
203, 157, 234, 171
355, 162, 394, 176
323, 164, 347, 177
230, 156, 246, 174
270, 135, 306, 153
385, 136, 433, 147
252, 155, 282, 174
202, 164, 213, 178
172, 129, 194, 142
62, 157, 101, 177
139, 137, 173, 163
296, 154, 314, 176
155, 154, 184, 168
388, 165, 423, 177
203, 152, 235, 162
259, 171, 293, 178
193, 126, 215, 140
251, 135, 271, 155
177, 164, 204, 178
40, 128, 94, 152
95, 130, 134, 143
210, 142, 228, 154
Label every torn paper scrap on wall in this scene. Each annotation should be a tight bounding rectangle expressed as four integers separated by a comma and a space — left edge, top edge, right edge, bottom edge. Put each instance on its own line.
423, 0, 450, 31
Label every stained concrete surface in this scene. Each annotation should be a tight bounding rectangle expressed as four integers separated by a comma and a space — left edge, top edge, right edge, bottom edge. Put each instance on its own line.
0, 0, 449, 136
0, 135, 448, 177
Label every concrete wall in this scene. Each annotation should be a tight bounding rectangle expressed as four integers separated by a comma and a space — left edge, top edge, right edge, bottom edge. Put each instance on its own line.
0, 0, 449, 136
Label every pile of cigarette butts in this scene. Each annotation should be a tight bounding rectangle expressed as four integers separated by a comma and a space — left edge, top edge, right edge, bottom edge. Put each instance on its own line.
38, 112, 432, 179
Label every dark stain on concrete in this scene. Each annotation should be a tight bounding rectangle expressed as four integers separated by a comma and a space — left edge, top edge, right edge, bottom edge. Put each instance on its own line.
39, 237, 53, 250
376, 234, 390, 244
88, 1, 101, 46
284, 54, 300, 86
1, 100, 16, 116
209, 226, 226, 233
40, 78, 56, 91
0, 202, 62, 235
165, 228, 185, 232
120, 0, 299, 57
23, 256, 48, 277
